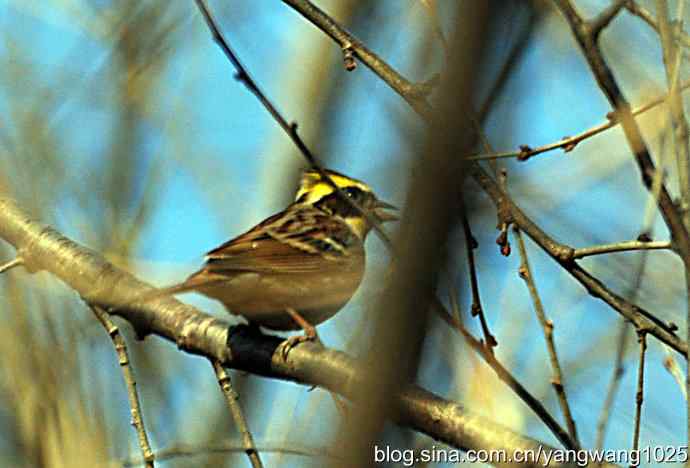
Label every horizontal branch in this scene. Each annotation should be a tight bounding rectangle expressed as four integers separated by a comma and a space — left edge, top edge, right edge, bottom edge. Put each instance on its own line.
572, 240, 672, 259
123, 441, 332, 467
468, 79, 690, 162
0, 196, 591, 466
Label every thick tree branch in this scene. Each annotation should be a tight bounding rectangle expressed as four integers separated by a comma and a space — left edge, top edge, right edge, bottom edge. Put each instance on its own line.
0, 196, 595, 466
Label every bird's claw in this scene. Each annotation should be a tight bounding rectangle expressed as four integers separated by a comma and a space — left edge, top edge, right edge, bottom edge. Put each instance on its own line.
280, 330, 321, 361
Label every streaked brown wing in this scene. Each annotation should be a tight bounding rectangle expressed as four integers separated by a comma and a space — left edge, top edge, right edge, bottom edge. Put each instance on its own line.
202, 204, 362, 275
204, 210, 284, 257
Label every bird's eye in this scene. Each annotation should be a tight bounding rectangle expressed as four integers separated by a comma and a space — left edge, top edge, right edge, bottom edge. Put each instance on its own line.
344, 187, 361, 200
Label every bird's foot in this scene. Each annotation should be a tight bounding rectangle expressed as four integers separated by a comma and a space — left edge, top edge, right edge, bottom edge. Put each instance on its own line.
281, 333, 317, 360
281, 308, 322, 360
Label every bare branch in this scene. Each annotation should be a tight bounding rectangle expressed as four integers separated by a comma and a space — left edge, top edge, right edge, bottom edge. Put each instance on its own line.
0, 257, 23, 273
0, 196, 579, 461
632, 332, 647, 453
468, 79, 690, 162
192, 0, 395, 251
280, 0, 435, 120
589, 0, 629, 39
626, 1, 690, 49
572, 240, 672, 259
596, 143, 666, 450
654, 0, 690, 447
211, 360, 263, 468
122, 442, 334, 467
656, 0, 690, 227
439, 298, 577, 451
469, 164, 685, 355
461, 208, 496, 349
595, 320, 630, 451
89, 305, 155, 468
514, 228, 580, 448
549, 13, 690, 434
552, 0, 690, 263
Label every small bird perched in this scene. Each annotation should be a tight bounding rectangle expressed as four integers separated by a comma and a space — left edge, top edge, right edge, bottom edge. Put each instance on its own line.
142, 168, 397, 338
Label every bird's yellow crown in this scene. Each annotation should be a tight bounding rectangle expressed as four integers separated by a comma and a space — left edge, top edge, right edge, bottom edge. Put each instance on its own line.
295, 169, 371, 204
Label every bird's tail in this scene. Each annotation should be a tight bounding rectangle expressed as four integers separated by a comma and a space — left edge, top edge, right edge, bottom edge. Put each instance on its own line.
113, 281, 198, 311
136, 281, 200, 303
117, 273, 227, 310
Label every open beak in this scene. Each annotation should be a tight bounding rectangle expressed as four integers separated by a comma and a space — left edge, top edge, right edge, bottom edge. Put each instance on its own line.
373, 199, 399, 222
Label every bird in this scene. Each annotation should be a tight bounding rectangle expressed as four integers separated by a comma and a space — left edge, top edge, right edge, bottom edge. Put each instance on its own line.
139, 168, 398, 339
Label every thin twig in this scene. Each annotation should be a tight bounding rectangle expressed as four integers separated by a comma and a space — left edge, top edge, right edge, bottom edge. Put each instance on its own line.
654, 1, 690, 446
632, 332, 647, 456
589, 0, 628, 39
439, 297, 577, 450
280, 0, 435, 120
89, 305, 155, 468
572, 240, 672, 259
467, 64, 576, 444
468, 80, 576, 445
462, 110, 501, 352
478, 5, 542, 122
514, 227, 580, 448
548, 11, 690, 453
626, 1, 690, 49
0, 257, 23, 273
552, 0, 690, 265
656, 0, 690, 227
419, 0, 449, 66
122, 442, 336, 467
595, 152, 667, 450
192, 0, 395, 252
595, 320, 629, 452
470, 164, 685, 355
210, 360, 263, 468
467, 79, 690, 162
460, 207, 496, 350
